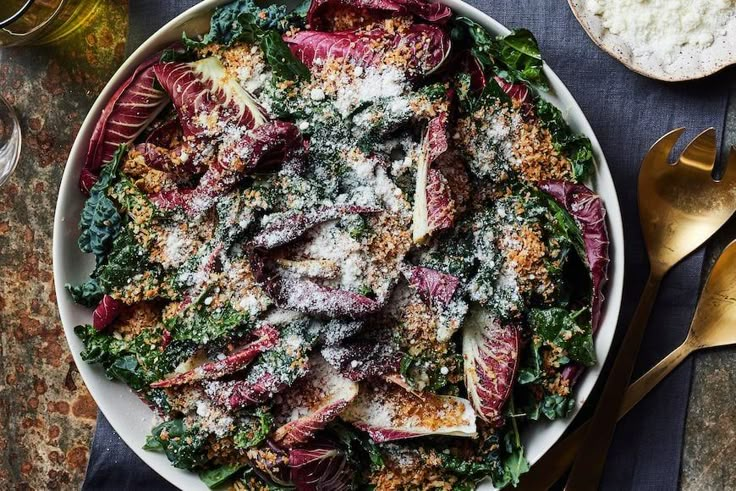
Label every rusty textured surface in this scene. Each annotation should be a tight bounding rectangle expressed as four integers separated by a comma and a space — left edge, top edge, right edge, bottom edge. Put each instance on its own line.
0, 2, 128, 489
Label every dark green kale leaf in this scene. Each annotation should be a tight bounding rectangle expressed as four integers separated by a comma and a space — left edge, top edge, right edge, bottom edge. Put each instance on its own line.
78, 145, 127, 267
65, 278, 104, 308
528, 307, 596, 366
535, 99, 595, 181
96, 229, 152, 293
451, 17, 548, 90
144, 419, 209, 470
75, 324, 128, 365
234, 408, 273, 450
199, 463, 248, 489
495, 401, 529, 488
330, 422, 385, 471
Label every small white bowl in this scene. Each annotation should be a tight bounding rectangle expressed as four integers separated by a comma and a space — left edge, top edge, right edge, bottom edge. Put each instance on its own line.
53, 1, 625, 488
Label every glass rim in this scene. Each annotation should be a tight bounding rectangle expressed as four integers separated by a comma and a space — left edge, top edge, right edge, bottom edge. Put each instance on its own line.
0, 0, 37, 29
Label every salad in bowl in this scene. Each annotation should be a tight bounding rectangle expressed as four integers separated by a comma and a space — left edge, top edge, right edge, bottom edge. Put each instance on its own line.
63, 0, 611, 488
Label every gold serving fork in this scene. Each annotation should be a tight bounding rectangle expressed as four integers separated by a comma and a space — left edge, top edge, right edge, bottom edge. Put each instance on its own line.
517, 232, 736, 491
530, 128, 736, 490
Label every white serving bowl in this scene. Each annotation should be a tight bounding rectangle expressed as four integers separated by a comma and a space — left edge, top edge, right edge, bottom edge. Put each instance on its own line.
53, 1, 625, 488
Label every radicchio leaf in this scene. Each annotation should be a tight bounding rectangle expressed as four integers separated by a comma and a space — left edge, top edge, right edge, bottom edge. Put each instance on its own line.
284, 24, 450, 80
82, 55, 169, 183
253, 205, 380, 249
92, 295, 123, 331
495, 75, 533, 117
342, 382, 477, 442
321, 328, 401, 381
406, 265, 458, 306
538, 180, 609, 331
153, 57, 267, 140
267, 276, 382, 318
462, 306, 519, 426
289, 441, 355, 491
273, 354, 359, 447
150, 324, 279, 388
412, 113, 452, 244
307, 0, 452, 30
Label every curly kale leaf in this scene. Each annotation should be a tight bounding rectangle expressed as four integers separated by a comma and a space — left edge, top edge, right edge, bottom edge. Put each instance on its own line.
535, 99, 595, 181
144, 419, 209, 470
96, 229, 151, 293
166, 302, 252, 345
78, 145, 127, 267
184, 0, 308, 81
65, 278, 104, 308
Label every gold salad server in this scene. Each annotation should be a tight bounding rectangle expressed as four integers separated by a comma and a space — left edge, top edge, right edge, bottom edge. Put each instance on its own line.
561, 128, 736, 490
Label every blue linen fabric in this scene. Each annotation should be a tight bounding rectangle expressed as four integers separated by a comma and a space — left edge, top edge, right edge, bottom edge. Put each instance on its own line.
83, 1, 732, 490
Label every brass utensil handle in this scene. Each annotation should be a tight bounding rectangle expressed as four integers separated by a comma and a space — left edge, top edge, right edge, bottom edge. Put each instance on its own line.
564, 271, 663, 490
516, 340, 692, 490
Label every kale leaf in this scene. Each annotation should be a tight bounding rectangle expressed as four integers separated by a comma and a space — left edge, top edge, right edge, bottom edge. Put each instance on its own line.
96, 229, 151, 293
535, 99, 595, 181
452, 17, 548, 90
199, 463, 247, 489
66, 278, 104, 308
144, 419, 209, 470
234, 408, 273, 450
166, 302, 252, 345
528, 307, 596, 366
78, 145, 126, 267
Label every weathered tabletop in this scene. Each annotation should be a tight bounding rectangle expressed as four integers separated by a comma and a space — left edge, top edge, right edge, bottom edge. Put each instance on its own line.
0, 3, 734, 489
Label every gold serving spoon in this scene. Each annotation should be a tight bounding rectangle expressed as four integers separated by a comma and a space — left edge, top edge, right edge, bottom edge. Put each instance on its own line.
561, 128, 736, 490
517, 235, 736, 490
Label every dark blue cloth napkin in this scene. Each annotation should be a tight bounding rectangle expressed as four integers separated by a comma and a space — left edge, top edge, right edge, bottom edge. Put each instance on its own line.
83, 1, 732, 489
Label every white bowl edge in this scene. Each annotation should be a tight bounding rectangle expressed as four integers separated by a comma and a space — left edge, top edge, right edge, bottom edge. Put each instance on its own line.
53, 1, 625, 489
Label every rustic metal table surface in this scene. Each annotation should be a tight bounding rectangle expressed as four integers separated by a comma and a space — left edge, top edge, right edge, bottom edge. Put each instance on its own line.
0, 2, 735, 489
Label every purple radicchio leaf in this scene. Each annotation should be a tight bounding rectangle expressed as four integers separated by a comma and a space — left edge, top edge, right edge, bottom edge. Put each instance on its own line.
134, 142, 205, 178
412, 112, 452, 244
253, 205, 380, 249
320, 327, 401, 381
495, 75, 534, 118
538, 180, 610, 332
273, 354, 359, 447
153, 57, 267, 140
284, 24, 450, 80
342, 381, 476, 442
307, 0, 451, 30
145, 117, 182, 148
289, 441, 355, 491
150, 324, 280, 388
462, 306, 520, 427
81, 54, 169, 190
92, 295, 123, 331
405, 265, 458, 307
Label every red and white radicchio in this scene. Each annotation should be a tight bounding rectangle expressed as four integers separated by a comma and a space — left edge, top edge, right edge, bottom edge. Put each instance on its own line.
82, 55, 169, 191
284, 24, 450, 80
412, 113, 454, 244
538, 180, 609, 331
153, 57, 267, 140
92, 295, 123, 331
462, 306, 520, 426
273, 354, 358, 447
341, 382, 476, 442
289, 441, 355, 491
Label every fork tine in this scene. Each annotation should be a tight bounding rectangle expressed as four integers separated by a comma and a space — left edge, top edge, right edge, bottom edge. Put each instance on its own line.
677, 127, 717, 172
640, 127, 684, 172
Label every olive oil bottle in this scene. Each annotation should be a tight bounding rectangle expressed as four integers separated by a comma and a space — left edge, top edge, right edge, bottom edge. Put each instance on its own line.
0, 0, 106, 47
